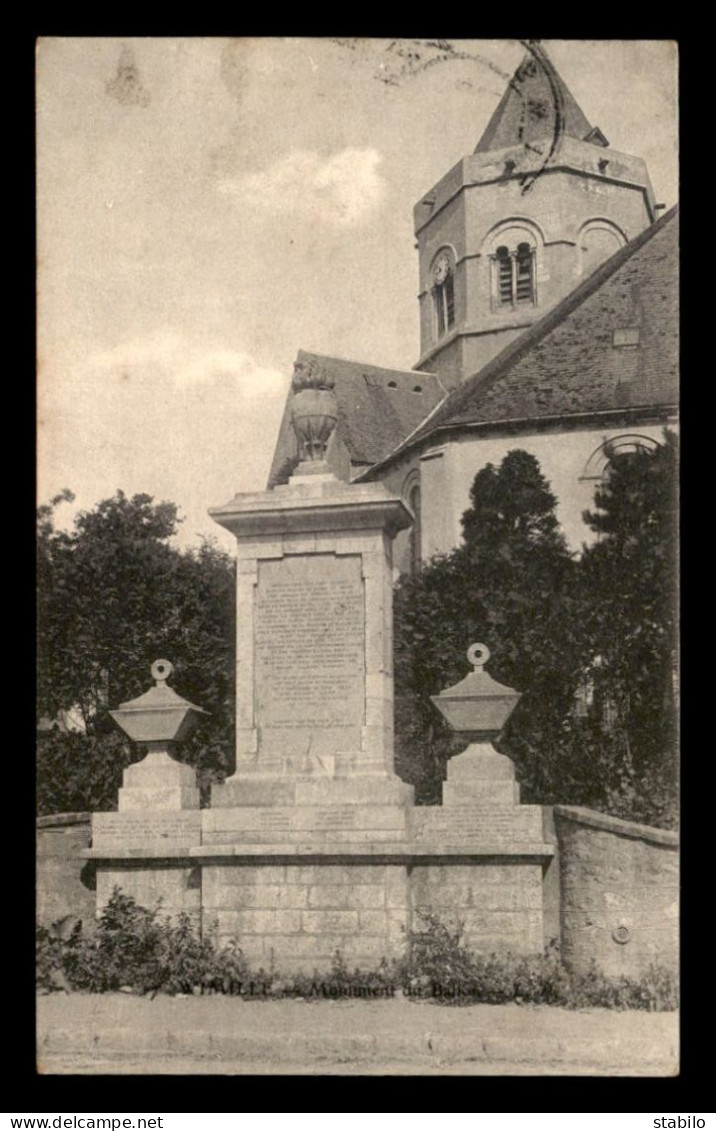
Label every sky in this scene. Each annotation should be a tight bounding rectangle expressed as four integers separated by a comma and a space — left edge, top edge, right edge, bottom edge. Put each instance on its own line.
37, 38, 678, 554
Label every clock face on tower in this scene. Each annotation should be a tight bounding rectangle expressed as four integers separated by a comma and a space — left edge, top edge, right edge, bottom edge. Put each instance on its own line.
433, 253, 450, 285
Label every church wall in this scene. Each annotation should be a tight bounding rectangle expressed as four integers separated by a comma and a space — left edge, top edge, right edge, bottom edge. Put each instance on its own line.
362, 454, 423, 577
419, 420, 675, 555
457, 326, 530, 383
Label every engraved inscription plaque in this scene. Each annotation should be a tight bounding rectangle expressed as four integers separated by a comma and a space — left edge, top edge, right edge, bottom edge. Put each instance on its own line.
315, 806, 357, 830
413, 808, 541, 844
91, 812, 201, 850
258, 811, 292, 832
255, 554, 365, 730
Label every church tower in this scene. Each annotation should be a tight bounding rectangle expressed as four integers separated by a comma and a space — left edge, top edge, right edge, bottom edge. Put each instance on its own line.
414, 42, 659, 389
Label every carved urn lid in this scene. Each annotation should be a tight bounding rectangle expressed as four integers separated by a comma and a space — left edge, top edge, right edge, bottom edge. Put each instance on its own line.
430, 644, 521, 738
109, 659, 208, 745
290, 359, 338, 463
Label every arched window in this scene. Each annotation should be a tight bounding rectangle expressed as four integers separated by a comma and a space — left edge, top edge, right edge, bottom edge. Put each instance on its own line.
579, 219, 627, 276
408, 483, 422, 574
580, 434, 661, 481
431, 251, 456, 338
492, 240, 536, 308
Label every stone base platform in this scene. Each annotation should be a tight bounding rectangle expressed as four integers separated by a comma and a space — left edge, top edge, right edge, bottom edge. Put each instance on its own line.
83, 836, 554, 972
86, 738, 557, 970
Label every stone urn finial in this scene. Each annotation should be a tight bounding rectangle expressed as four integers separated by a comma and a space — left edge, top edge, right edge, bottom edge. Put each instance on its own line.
431, 643, 521, 741
290, 358, 338, 462
109, 659, 208, 750
109, 661, 209, 812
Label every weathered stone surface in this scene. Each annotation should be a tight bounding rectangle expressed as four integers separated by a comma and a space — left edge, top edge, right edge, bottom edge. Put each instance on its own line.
36, 814, 94, 928
294, 778, 413, 807
255, 553, 365, 736
203, 877, 309, 909
553, 806, 679, 977
307, 884, 386, 909
441, 780, 520, 807
117, 785, 200, 811
96, 866, 200, 916
122, 753, 198, 789
91, 811, 202, 852
287, 864, 386, 885
411, 805, 545, 844
302, 910, 360, 934
202, 805, 409, 845
357, 910, 389, 935
216, 908, 303, 936
116, 750, 200, 811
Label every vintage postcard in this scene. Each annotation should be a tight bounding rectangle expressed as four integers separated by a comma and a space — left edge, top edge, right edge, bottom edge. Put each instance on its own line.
36, 38, 678, 1077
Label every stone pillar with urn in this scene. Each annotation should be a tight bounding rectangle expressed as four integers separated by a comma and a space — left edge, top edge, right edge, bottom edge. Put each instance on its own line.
87, 660, 206, 917
409, 643, 555, 955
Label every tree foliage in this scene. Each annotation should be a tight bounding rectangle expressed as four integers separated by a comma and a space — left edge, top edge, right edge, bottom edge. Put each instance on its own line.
394, 438, 678, 827
394, 450, 582, 804
576, 432, 678, 825
37, 491, 236, 814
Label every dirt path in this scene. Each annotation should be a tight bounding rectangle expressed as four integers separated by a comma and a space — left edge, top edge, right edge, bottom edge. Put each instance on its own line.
37, 994, 678, 1076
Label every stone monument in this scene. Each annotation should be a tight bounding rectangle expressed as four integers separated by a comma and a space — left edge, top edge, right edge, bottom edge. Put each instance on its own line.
85, 360, 555, 970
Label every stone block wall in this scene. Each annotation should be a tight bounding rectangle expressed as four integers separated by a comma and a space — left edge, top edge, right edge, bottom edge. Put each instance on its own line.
409, 861, 545, 954
95, 863, 202, 923
36, 813, 94, 928
553, 806, 678, 978
202, 861, 409, 972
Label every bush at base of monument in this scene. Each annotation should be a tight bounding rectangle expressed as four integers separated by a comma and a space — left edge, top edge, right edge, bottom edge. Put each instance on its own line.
36, 889, 249, 997
400, 910, 678, 1011
36, 890, 678, 1012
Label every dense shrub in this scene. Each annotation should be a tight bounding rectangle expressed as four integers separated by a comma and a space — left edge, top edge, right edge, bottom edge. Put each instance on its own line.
37, 893, 677, 1011
399, 910, 678, 1011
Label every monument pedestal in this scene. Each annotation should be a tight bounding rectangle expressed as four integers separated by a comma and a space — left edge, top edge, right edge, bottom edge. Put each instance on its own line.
117, 748, 201, 811
209, 466, 414, 815
90, 746, 202, 920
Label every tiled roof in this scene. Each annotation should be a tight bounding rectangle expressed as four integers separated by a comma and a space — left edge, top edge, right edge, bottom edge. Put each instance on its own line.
267, 351, 445, 487
475, 43, 601, 154
361, 206, 678, 474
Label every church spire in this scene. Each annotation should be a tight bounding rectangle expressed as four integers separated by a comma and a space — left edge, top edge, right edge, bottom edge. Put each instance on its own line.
474, 41, 608, 154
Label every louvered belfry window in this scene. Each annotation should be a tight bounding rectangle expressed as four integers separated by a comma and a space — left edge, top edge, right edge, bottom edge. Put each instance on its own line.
494, 242, 535, 307
515, 243, 534, 301
444, 270, 455, 327
496, 246, 513, 303
433, 270, 456, 337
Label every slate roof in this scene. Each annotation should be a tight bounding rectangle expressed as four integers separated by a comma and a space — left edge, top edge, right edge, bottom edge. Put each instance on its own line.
267, 350, 445, 487
359, 206, 678, 477
475, 43, 604, 154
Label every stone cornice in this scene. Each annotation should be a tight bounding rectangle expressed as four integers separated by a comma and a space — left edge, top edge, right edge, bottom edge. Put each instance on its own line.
210, 474, 412, 540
